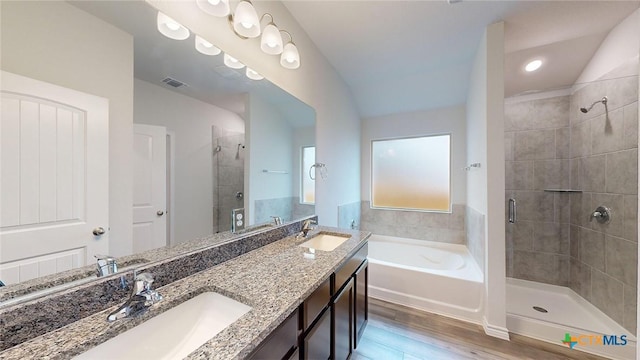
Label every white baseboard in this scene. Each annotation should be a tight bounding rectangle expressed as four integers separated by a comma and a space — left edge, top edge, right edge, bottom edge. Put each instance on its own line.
483, 317, 511, 341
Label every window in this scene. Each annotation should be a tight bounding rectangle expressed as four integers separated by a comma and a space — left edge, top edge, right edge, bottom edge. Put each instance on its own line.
301, 146, 315, 204
371, 134, 450, 212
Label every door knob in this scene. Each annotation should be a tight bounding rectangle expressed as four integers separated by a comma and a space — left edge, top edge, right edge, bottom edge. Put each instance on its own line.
157, 210, 164, 216
92, 227, 106, 236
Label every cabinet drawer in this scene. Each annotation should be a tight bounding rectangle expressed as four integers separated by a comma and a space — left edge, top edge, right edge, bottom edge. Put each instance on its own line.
249, 309, 298, 360
302, 278, 331, 331
335, 242, 368, 292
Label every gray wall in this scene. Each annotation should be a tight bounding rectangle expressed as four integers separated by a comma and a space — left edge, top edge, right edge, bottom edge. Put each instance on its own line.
568, 64, 638, 333
360, 202, 465, 244
505, 63, 638, 334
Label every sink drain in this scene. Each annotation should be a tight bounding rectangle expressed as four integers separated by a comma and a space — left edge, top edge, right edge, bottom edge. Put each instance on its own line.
533, 306, 548, 313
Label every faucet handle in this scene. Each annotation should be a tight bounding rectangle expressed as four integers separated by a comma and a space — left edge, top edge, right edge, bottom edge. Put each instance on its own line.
132, 272, 162, 303
94, 254, 118, 277
134, 272, 154, 291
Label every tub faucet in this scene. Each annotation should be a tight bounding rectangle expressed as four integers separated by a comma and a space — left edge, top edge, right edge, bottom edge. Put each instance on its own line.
107, 272, 162, 322
95, 254, 118, 277
301, 219, 317, 237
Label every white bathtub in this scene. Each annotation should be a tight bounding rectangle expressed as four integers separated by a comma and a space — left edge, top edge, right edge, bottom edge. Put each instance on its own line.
368, 234, 484, 323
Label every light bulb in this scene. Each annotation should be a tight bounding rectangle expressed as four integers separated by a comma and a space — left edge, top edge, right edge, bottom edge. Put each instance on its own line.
157, 12, 190, 40
525, 59, 542, 72
224, 53, 245, 69
233, 1, 260, 38
280, 42, 299, 69
195, 35, 221, 56
246, 68, 264, 80
196, 0, 230, 17
260, 23, 283, 55
166, 22, 180, 31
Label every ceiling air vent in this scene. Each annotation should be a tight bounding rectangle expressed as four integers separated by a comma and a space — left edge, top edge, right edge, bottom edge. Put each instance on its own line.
161, 77, 187, 88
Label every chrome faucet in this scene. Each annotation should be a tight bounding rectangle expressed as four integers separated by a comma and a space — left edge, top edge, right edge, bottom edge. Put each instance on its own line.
271, 216, 283, 225
95, 254, 118, 277
301, 219, 317, 237
107, 272, 162, 322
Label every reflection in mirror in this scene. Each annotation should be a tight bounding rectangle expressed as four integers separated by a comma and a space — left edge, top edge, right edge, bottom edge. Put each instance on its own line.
0, 0, 315, 298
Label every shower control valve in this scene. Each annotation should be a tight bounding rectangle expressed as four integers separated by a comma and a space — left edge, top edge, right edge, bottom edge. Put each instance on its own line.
590, 206, 611, 224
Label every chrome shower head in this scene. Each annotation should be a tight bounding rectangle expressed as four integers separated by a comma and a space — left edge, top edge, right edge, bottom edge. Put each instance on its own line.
580, 96, 608, 113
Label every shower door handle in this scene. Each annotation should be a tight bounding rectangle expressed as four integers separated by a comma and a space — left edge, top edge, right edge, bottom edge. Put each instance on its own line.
508, 198, 517, 224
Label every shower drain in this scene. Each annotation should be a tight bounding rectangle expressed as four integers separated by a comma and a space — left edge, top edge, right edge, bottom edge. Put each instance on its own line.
533, 306, 548, 313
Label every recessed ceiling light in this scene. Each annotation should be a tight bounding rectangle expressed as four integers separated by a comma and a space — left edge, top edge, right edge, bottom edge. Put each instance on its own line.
525, 59, 542, 72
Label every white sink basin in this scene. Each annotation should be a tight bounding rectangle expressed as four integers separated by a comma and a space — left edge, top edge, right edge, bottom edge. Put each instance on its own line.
299, 233, 350, 252
76, 292, 251, 360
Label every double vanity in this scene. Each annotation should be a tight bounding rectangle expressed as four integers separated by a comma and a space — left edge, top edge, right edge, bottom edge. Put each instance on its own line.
0, 217, 370, 359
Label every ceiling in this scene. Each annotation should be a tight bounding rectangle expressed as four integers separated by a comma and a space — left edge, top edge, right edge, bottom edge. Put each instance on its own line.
72, 1, 639, 121
283, 0, 639, 118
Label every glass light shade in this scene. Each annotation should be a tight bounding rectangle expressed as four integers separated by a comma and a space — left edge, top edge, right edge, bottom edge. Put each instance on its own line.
195, 0, 230, 17
260, 23, 283, 55
233, 1, 261, 38
246, 68, 264, 80
195, 35, 221, 56
280, 42, 300, 69
157, 12, 190, 40
224, 53, 245, 69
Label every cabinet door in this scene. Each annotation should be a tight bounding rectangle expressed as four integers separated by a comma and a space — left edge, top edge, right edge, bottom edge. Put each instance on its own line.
249, 309, 298, 360
354, 260, 368, 348
303, 307, 331, 360
333, 278, 353, 360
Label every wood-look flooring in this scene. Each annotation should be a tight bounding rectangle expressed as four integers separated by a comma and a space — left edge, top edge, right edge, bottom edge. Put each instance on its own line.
353, 298, 609, 360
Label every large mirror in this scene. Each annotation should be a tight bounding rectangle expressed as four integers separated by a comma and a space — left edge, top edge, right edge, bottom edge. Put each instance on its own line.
0, 0, 315, 295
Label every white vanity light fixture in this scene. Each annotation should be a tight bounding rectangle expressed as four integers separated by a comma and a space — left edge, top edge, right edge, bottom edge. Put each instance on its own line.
246, 67, 264, 80
157, 12, 190, 40
525, 59, 543, 72
260, 14, 283, 55
280, 30, 300, 70
195, 0, 230, 17
195, 35, 222, 56
224, 53, 245, 69
231, 0, 261, 39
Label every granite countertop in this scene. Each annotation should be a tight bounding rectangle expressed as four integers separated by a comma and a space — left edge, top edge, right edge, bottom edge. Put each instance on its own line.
1, 226, 370, 359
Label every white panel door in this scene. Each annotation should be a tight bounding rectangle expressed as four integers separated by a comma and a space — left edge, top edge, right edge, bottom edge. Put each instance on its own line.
133, 124, 167, 253
0, 71, 109, 285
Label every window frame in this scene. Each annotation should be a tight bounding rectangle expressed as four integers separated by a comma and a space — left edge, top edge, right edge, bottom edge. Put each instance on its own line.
369, 133, 452, 213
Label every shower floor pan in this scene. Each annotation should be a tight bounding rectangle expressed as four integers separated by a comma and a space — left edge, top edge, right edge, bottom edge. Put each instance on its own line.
506, 278, 636, 360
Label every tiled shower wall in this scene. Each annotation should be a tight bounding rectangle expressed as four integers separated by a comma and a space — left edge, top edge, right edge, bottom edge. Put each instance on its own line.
505, 63, 639, 334
213, 126, 245, 233
360, 201, 465, 244
568, 65, 638, 333
505, 95, 572, 286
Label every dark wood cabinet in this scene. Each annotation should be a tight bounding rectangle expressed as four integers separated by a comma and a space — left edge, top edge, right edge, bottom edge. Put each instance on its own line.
303, 307, 331, 360
353, 259, 368, 348
252, 241, 368, 360
248, 309, 299, 360
333, 278, 353, 360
